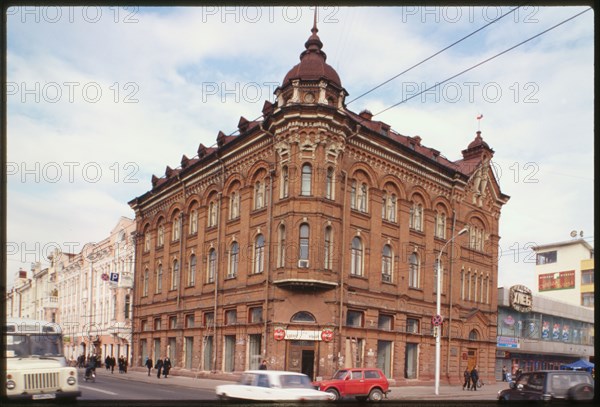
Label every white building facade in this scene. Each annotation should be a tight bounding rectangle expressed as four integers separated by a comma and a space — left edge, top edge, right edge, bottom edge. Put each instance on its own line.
532, 238, 594, 307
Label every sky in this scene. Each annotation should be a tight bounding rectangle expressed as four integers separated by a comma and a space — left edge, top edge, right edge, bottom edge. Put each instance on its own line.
5, 5, 594, 291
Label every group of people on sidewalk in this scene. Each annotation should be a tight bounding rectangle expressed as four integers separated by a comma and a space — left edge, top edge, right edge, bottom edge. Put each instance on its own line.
103, 355, 129, 374
145, 356, 172, 379
462, 366, 480, 391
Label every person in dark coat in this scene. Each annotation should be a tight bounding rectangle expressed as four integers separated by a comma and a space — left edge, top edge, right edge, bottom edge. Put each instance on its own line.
470, 366, 479, 391
259, 359, 267, 370
155, 357, 164, 379
462, 367, 471, 390
145, 357, 153, 376
163, 357, 172, 378
502, 365, 507, 381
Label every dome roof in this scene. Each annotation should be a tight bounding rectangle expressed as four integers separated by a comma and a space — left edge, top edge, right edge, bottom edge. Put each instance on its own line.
468, 131, 489, 149
281, 20, 342, 88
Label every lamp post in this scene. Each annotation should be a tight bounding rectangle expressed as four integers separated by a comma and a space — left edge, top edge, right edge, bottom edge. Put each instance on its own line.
435, 227, 468, 395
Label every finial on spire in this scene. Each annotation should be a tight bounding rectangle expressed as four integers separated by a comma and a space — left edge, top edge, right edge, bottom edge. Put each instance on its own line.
476, 113, 483, 131
312, 6, 318, 35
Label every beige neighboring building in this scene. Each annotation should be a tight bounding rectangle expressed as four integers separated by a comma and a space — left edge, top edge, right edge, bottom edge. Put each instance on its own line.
532, 238, 594, 308
52, 217, 136, 362
6, 263, 59, 322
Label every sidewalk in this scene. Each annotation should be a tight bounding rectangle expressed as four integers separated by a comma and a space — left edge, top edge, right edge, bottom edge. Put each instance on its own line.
93, 368, 508, 400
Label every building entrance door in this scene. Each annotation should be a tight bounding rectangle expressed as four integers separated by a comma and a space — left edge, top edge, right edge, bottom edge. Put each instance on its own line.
286, 340, 315, 379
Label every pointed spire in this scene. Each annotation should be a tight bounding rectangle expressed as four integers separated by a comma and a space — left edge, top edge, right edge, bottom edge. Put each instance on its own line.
304, 6, 323, 52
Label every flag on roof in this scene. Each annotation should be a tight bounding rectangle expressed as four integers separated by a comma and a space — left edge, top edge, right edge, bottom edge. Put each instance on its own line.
476, 114, 483, 120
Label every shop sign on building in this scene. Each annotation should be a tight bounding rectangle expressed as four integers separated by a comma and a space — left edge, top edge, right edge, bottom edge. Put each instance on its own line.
497, 336, 520, 348
538, 271, 575, 291
509, 285, 533, 312
284, 329, 322, 341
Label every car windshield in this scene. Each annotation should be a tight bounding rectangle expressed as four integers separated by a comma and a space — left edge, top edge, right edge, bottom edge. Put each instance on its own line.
279, 374, 313, 389
332, 370, 349, 380
6, 334, 63, 358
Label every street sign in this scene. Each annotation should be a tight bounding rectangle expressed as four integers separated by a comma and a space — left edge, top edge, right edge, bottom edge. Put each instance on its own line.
432, 314, 443, 326
110, 273, 119, 283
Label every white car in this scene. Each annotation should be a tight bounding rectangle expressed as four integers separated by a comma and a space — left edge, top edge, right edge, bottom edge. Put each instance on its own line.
215, 370, 335, 401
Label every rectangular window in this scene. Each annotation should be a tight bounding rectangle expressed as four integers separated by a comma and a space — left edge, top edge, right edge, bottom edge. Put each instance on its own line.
248, 334, 262, 370
378, 314, 393, 330
169, 316, 177, 329
346, 310, 363, 327
203, 336, 213, 371
581, 270, 594, 285
249, 306, 263, 323
185, 337, 194, 369
406, 318, 420, 334
141, 320, 148, 331
185, 314, 195, 328
582, 292, 594, 307
225, 309, 237, 325
536, 251, 557, 265
204, 312, 214, 327
224, 335, 235, 372
154, 318, 161, 330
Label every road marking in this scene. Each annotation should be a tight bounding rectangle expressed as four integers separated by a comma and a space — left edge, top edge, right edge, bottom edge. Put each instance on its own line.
79, 384, 118, 395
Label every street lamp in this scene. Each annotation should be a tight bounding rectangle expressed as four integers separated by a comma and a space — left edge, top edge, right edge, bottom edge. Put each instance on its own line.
435, 226, 468, 395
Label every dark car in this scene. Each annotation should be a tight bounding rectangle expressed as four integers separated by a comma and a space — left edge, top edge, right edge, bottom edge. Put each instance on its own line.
497, 370, 594, 401
313, 368, 390, 401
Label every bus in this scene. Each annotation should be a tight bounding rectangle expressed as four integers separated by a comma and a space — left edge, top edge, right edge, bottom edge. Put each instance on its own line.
5, 318, 81, 400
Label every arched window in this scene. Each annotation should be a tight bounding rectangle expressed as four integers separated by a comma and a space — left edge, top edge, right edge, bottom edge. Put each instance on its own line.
156, 263, 163, 293
382, 193, 396, 222
207, 249, 216, 283
143, 225, 151, 252
351, 237, 363, 276
188, 254, 197, 286
469, 223, 485, 251
299, 223, 310, 267
254, 235, 265, 274
230, 192, 240, 219
281, 165, 289, 199
171, 259, 179, 290
172, 211, 181, 241
208, 201, 218, 227
291, 311, 316, 323
382, 244, 393, 282
435, 211, 446, 238
469, 329, 478, 341
277, 225, 286, 268
358, 183, 368, 212
142, 269, 149, 296
325, 167, 334, 199
189, 208, 198, 234
408, 253, 419, 288
301, 164, 312, 196
410, 203, 423, 231
157, 219, 165, 248
228, 242, 239, 278
324, 226, 333, 270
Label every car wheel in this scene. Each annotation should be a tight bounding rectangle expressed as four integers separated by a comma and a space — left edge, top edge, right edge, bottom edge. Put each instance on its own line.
325, 388, 340, 401
217, 394, 230, 401
567, 383, 594, 401
368, 388, 384, 401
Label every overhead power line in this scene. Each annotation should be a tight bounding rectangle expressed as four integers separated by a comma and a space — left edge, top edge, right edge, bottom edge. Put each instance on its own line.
374, 7, 592, 117
346, 6, 521, 105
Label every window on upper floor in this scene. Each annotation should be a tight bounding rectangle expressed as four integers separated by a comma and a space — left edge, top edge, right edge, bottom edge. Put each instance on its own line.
382, 244, 393, 283
346, 310, 363, 327
382, 193, 397, 222
157, 220, 165, 248
207, 249, 216, 283
378, 314, 393, 330
189, 207, 198, 234
409, 203, 423, 231
299, 223, 310, 267
581, 270, 594, 285
324, 226, 333, 270
254, 235, 265, 274
350, 237, 363, 276
408, 253, 420, 288
227, 242, 239, 279
188, 254, 197, 287
301, 164, 312, 196
435, 211, 446, 239
229, 192, 240, 220
172, 212, 181, 241
536, 251, 557, 265
325, 167, 335, 200
350, 180, 368, 213
280, 166, 289, 199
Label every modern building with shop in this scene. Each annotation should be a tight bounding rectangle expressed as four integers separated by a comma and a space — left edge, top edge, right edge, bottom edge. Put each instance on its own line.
495, 286, 594, 379
532, 238, 594, 308
129, 21, 509, 384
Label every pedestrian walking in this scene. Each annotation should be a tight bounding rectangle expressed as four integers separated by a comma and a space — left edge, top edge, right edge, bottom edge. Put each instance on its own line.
145, 357, 153, 376
163, 356, 171, 378
502, 365, 507, 381
259, 359, 268, 370
105, 356, 111, 371
462, 368, 471, 390
470, 366, 479, 391
110, 356, 116, 374
155, 356, 164, 379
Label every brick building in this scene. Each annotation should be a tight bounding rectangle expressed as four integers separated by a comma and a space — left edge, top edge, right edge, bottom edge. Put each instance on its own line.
129, 21, 509, 384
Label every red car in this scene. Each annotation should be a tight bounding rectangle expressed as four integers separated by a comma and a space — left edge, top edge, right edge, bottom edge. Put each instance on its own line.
313, 368, 390, 401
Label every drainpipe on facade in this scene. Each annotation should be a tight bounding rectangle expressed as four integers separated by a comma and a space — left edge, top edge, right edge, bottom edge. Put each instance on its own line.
446, 209, 457, 379
213, 155, 225, 372
177, 176, 186, 310
338, 170, 348, 366
261, 122, 276, 363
